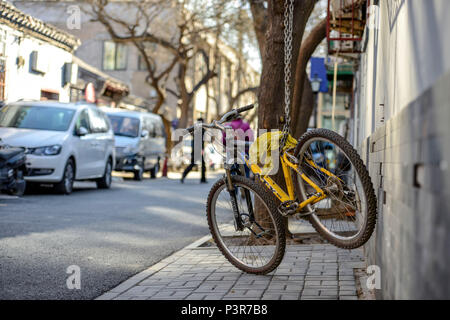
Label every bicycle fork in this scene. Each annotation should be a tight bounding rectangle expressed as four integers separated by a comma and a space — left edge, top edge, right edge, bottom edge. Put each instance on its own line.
224, 168, 244, 231
224, 168, 267, 237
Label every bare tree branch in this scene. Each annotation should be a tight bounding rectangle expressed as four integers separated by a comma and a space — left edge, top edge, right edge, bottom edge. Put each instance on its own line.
228, 86, 259, 110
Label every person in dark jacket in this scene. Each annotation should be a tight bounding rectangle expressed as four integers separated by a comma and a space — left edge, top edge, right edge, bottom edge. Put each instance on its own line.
181, 118, 207, 183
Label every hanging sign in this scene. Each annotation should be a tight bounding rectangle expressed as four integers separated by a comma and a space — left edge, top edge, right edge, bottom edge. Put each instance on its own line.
85, 83, 96, 103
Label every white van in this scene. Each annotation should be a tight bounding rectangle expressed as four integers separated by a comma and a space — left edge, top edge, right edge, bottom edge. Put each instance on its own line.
0, 101, 115, 194
102, 108, 166, 180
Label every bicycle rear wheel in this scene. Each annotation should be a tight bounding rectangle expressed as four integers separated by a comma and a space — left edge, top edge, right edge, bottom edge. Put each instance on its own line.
207, 175, 285, 274
293, 129, 377, 249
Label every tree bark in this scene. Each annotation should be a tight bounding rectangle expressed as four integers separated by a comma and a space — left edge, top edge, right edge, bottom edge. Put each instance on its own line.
177, 62, 191, 129
257, 0, 315, 132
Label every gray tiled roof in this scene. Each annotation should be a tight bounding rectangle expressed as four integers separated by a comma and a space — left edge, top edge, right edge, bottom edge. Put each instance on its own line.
0, 1, 80, 52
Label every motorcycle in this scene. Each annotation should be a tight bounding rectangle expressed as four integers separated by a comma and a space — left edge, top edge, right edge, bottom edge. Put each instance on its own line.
0, 138, 26, 196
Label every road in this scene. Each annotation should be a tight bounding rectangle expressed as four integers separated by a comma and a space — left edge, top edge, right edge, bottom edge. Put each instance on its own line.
0, 171, 217, 300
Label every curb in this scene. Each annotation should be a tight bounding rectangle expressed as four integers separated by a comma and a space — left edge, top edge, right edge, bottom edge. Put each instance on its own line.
95, 234, 213, 300
183, 234, 212, 250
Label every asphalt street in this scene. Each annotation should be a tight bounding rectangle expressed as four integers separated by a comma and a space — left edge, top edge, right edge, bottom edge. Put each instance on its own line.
0, 171, 217, 300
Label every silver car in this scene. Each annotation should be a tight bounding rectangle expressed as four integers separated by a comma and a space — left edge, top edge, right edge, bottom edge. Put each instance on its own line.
102, 108, 166, 180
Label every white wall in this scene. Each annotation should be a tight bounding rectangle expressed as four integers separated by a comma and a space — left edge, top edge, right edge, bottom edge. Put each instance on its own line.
357, 0, 450, 143
354, 0, 450, 299
1, 25, 73, 103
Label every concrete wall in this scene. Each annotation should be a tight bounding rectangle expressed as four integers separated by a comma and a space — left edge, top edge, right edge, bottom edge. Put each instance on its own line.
0, 25, 72, 103
355, 0, 450, 299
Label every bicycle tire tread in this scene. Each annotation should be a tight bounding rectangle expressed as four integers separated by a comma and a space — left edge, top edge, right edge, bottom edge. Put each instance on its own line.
293, 129, 377, 249
206, 175, 286, 274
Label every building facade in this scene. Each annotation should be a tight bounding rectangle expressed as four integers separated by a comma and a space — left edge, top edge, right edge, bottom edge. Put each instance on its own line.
354, 0, 450, 299
0, 1, 80, 103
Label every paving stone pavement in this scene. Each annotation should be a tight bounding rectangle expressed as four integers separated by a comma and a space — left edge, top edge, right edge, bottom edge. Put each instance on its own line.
97, 238, 367, 300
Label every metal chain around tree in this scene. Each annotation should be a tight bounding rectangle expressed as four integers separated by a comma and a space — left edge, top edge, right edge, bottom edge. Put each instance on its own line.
280, 0, 294, 152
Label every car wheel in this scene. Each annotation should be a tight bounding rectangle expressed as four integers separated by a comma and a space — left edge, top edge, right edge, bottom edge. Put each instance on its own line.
96, 159, 112, 189
133, 166, 144, 181
55, 159, 75, 195
150, 161, 159, 179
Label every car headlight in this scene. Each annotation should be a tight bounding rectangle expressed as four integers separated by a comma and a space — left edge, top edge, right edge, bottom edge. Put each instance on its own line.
30, 145, 62, 156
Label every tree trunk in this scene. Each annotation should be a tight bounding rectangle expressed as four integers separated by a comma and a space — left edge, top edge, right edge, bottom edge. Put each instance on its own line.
258, 0, 315, 131
257, 0, 316, 239
177, 62, 191, 129
161, 116, 173, 152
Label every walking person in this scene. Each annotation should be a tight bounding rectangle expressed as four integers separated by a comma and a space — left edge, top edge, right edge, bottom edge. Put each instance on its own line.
181, 118, 207, 183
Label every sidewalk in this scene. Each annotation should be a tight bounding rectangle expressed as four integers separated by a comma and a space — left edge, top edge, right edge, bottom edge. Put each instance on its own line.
97, 234, 371, 300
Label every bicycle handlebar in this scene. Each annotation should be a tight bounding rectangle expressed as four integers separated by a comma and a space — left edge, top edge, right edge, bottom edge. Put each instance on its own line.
186, 104, 255, 133
236, 104, 255, 114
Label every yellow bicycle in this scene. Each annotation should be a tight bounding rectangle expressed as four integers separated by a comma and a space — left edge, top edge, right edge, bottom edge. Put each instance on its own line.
188, 104, 377, 275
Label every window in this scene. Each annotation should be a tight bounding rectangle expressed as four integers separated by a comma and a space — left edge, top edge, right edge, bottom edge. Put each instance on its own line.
138, 55, 147, 71
89, 108, 109, 133
40, 89, 59, 101
154, 122, 164, 138
143, 117, 155, 137
144, 118, 164, 138
137, 44, 157, 71
75, 109, 91, 134
103, 41, 127, 71
0, 105, 75, 132
108, 115, 140, 138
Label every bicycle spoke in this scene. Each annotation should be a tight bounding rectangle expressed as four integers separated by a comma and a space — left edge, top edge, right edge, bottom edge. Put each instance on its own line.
296, 137, 369, 240
211, 182, 279, 270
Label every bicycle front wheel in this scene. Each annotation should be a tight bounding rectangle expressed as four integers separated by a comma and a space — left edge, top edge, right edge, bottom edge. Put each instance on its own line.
207, 175, 285, 274
293, 129, 377, 249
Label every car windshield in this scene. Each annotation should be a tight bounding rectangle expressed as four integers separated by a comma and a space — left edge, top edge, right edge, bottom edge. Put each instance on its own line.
0, 105, 75, 132
108, 115, 140, 138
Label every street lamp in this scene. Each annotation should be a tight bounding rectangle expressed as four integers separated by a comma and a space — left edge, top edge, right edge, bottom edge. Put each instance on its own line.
311, 74, 322, 94
311, 74, 322, 128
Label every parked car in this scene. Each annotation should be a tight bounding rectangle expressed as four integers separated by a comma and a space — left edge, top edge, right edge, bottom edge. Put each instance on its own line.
102, 107, 166, 180
0, 101, 115, 194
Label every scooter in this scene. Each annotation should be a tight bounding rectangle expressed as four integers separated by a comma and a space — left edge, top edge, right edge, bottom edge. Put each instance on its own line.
0, 138, 26, 196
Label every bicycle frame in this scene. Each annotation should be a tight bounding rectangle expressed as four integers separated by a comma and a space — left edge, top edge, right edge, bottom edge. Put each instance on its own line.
243, 151, 340, 212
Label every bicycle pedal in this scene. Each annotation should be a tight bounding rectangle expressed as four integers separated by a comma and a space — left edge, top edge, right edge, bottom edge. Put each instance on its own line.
278, 201, 299, 217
